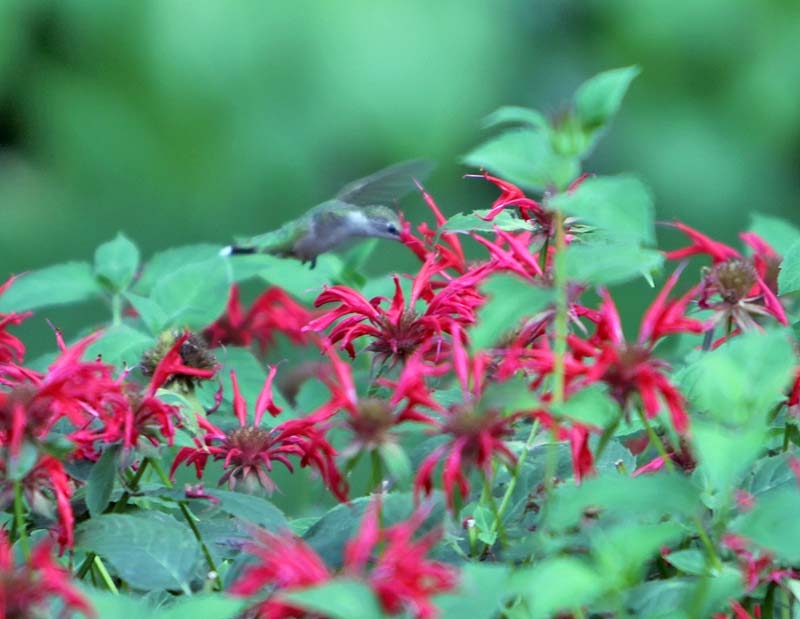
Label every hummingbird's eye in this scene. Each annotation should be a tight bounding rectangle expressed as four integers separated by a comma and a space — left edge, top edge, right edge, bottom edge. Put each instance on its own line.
386, 222, 400, 236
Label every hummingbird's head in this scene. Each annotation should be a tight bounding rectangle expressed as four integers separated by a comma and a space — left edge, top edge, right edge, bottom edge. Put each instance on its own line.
354, 205, 403, 240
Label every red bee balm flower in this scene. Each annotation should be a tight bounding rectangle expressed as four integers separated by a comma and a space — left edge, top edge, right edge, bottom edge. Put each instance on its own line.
0, 275, 31, 364
170, 368, 347, 500
0, 530, 94, 618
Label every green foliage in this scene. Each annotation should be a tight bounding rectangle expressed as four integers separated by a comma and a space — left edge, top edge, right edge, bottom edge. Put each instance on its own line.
284, 579, 385, 619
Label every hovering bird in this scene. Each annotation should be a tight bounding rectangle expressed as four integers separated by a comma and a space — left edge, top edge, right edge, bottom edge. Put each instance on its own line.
221, 159, 434, 267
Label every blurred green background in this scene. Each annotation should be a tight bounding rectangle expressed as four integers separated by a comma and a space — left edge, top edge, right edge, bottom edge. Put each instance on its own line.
1, 1, 799, 321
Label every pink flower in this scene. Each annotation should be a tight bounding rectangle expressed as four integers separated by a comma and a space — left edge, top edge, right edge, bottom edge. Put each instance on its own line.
0, 529, 94, 618
0, 275, 31, 365
170, 369, 347, 501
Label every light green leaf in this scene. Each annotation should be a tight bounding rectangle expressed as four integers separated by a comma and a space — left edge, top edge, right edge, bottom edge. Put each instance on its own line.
124, 291, 170, 334
205, 489, 288, 530
552, 384, 619, 428
564, 241, 663, 286
735, 487, 800, 563
435, 564, 508, 619
159, 595, 246, 619
93, 233, 140, 293
440, 209, 538, 235
778, 239, 800, 295
0, 262, 102, 312
134, 244, 223, 295
470, 274, 552, 351
748, 213, 800, 257
75, 511, 200, 592
484, 105, 548, 130
151, 257, 231, 329
549, 175, 655, 244
574, 65, 640, 129
463, 128, 580, 193
284, 579, 385, 619
85, 324, 153, 369
663, 549, 708, 576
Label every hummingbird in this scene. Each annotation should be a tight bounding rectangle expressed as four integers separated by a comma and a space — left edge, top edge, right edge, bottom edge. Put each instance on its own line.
221, 159, 434, 267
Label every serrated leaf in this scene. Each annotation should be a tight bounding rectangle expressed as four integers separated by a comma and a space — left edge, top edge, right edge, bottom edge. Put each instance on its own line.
574, 65, 640, 129
680, 329, 795, 424
507, 557, 604, 618
564, 241, 663, 286
94, 233, 140, 293
0, 262, 102, 312
133, 244, 223, 295
463, 128, 580, 193
151, 257, 231, 329
484, 106, 548, 130
778, 239, 800, 295
284, 579, 384, 619
86, 445, 119, 517
549, 175, 655, 245
748, 213, 800, 257
440, 209, 537, 235
470, 274, 552, 351
75, 511, 200, 592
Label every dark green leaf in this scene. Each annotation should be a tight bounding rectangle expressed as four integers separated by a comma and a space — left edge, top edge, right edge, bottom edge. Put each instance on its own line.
507, 557, 604, 618
549, 175, 655, 244
470, 274, 552, 351
75, 511, 200, 592
574, 65, 640, 130
284, 579, 384, 619
93, 233, 140, 293
778, 239, 800, 295
748, 213, 800, 257
205, 489, 288, 530
86, 445, 119, 517
0, 262, 102, 312
463, 128, 580, 193
151, 257, 231, 329
483, 106, 548, 130
564, 241, 663, 286
134, 244, 223, 295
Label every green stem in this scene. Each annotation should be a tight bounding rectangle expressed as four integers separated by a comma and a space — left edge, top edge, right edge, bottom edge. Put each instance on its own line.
638, 409, 674, 473
481, 468, 507, 547
111, 294, 122, 327
368, 449, 383, 494
13, 480, 30, 560
494, 419, 541, 523
93, 555, 119, 594
692, 514, 722, 572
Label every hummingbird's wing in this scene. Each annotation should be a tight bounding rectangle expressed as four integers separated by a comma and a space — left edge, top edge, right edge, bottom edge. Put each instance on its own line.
334, 159, 435, 207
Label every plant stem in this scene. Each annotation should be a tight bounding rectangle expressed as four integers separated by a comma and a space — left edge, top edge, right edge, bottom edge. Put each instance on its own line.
94, 555, 119, 593
13, 480, 30, 559
638, 409, 674, 472
111, 293, 122, 327
692, 514, 722, 572
494, 419, 541, 524
481, 467, 507, 547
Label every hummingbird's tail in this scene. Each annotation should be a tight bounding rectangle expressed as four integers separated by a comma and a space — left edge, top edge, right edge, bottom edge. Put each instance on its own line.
219, 245, 256, 257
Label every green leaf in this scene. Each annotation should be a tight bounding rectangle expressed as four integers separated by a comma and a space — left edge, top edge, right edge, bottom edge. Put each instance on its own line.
216, 346, 290, 418
544, 471, 699, 531
507, 557, 604, 618
134, 244, 223, 295
0, 262, 102, 312
85, 324, 153, 369
255, 254, 341, 302
435, 564, 508, 619
93, 233, 140, 293
440, 209, 538, 235
86, 445, 119, 517
735, 487, 800, 563
284, 578, 385, 619
574, 65, 640, 130
151, 257, 231, 329
463, 128, 580, 193
158, 594, 246, 619
205, 489, 288, 530
778, 239, 800, 295
82, 589, 155, 618
484, 105, 548, 130
470, 274, 552, 350
746, 454, 798, 497
124, 291, 170, 334
680, 329, 795, 424
663, 549, 708, 576
552, 383, 619, 428
748, 213, 800, 256
692, 419, 765, 508
75, 511, 200, 592
549, 175, 655, 244
564, 241, 663, 286
378, 442, 412, 484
